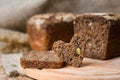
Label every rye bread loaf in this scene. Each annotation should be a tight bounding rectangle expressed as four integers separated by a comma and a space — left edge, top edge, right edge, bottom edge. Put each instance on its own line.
27, 13, 76, 51
74, 13, 120, 60
52, 33, 84, 67
20, 51, 64, 69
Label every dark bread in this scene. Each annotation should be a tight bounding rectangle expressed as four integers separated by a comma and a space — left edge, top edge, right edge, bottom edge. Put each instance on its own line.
52, 33, 84, 67
74, 13, 120, 60
20, 51, 64, 69
27, 13, 76, 51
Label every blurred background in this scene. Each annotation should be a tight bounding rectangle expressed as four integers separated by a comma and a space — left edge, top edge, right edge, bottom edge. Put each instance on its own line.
0, 0, 120, 32
0, 0, 120, 79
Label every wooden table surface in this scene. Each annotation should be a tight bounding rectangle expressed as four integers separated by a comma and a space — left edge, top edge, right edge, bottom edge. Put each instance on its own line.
24, 57, 120, 80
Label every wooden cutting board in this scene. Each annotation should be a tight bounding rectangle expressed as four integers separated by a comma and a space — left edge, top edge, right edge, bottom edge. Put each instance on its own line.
23, 57, 120, 80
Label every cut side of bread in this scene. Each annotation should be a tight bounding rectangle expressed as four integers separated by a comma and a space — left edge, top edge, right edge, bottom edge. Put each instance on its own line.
52, 33, 84, 67
20, 51, 64, 69
74, 13, 120, 59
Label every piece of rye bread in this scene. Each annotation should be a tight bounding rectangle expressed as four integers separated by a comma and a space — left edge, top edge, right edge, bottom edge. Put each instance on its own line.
52, 33, 84, 67
27, 12, 77, 52
20, 51, 64, 69
74, 13, 120, 60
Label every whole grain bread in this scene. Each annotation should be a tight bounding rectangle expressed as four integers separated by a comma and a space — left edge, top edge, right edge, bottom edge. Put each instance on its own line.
27, 12, 77, 52
52, 33, 84, 67
20, 51, 64, 69
74, 13, 120, 60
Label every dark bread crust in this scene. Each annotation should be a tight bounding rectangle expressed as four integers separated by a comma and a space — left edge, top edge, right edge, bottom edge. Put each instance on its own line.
27, 13, 76, 51
52, 33, 84, 67
20, 51, 64, 69
74, 13, 120, 60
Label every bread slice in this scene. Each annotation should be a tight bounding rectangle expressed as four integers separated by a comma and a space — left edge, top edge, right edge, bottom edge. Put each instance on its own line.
20, 51, 64, 69
52, 33, 84, 67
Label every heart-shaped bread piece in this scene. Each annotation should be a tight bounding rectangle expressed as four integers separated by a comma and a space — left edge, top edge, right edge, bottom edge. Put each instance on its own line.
52, 33, 85, 67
